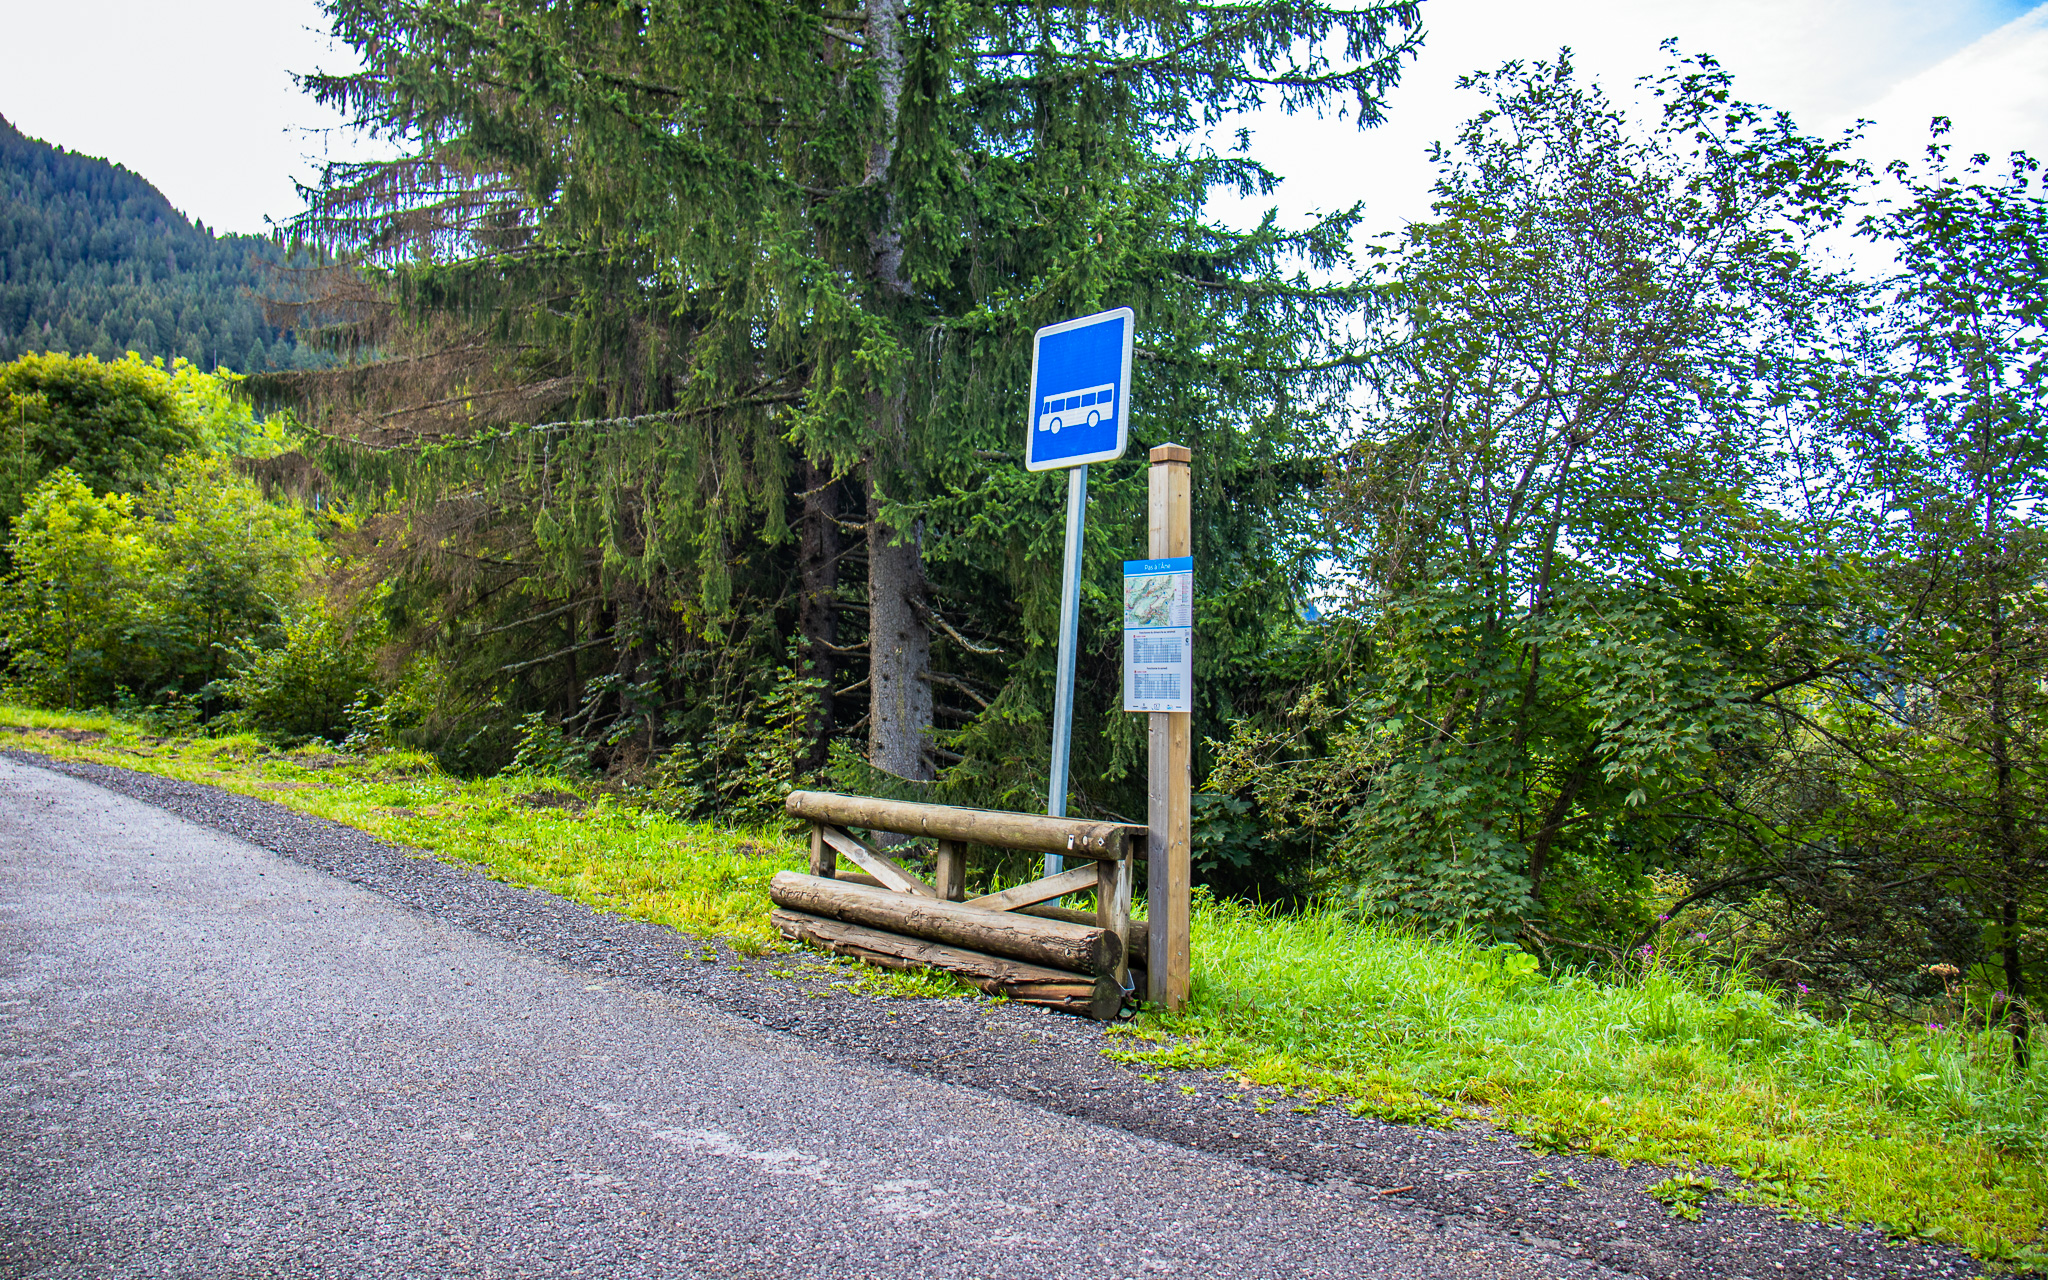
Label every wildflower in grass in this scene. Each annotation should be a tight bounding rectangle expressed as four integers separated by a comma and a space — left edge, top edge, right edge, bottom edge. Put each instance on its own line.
1636, 944, 1655, 960
1796, 983, 1810, 996
1926, 1023, 1945, 1033
1693, 932, 1708, 943
1656, 913, 1670, 922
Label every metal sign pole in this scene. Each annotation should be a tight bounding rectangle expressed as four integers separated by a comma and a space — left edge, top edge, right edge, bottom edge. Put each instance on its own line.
1044, 462, 1088, 876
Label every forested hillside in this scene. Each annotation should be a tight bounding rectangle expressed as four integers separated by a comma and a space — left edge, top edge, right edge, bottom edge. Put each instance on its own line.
0, 113, 323, 372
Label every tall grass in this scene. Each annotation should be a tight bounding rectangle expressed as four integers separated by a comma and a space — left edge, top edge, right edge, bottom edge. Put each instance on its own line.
1111, 895, 2047, 1265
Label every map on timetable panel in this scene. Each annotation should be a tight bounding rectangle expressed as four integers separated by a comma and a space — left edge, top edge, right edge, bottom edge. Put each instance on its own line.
1124, 570, 1189, 630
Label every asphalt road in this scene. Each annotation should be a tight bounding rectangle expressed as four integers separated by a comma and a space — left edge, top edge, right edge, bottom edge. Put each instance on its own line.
0, 759, 1608, 1279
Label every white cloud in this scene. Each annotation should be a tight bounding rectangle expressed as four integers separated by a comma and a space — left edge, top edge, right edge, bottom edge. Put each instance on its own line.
1207, 0, 2046, 241
1849, 4, 2048, 173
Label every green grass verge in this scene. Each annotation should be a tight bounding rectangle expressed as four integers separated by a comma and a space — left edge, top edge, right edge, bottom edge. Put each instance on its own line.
4, 707, 2041, 1268
1110, 896, 2048, 1268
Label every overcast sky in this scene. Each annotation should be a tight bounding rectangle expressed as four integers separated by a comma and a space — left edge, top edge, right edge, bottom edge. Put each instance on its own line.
1, 0, 2043, 240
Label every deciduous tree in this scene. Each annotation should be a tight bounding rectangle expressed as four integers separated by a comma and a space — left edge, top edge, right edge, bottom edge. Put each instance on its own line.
1213, 52, 1867, 936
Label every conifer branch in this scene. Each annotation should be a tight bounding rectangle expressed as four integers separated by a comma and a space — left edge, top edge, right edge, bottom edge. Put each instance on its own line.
499, 634, 614, 673
921, 671, 992, 710
913, 600, 1004, 655
342, 393, 807, 456
474, 596, 598, 637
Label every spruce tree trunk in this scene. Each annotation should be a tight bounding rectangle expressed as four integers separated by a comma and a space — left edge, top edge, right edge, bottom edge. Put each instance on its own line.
796, 458, 841, 771
857, 0, 934, 780
867, 484, 934, 779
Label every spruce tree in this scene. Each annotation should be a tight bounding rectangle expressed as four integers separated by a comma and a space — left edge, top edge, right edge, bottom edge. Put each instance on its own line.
284, 0, 1420, 792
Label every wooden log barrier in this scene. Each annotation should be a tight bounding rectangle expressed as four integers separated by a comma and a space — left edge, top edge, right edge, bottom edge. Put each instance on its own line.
769, 871, 1122, 976
776, 791, 1141, 1020
772, 910, 1123, 1020
787, 790, 1140, 861
830, 876, 1151, 970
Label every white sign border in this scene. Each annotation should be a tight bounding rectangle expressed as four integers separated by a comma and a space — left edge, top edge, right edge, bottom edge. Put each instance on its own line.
1024, 306, 1136, 472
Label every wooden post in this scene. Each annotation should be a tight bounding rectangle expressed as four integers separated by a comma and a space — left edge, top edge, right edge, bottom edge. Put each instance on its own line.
1146, 443, 1192, 1010
1098, 843, 1134, 995
809, 822, 835, 878
933, 838, 965, 901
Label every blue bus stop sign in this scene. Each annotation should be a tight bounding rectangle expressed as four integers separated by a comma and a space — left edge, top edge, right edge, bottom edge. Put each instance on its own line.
1025, 307, 1134, 471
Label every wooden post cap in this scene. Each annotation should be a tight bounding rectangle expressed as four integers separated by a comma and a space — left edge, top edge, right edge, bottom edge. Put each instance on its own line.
1149, 443, 1191, 463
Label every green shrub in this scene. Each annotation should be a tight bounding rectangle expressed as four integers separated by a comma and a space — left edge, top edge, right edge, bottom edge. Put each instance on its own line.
216, 601, 380, 743
0, 351, 203, 537
504, 711, 593, 778
0, 469, 155, 708
348, 652, 517, 774
634, 648, 821, 827
0, 455, 317, 711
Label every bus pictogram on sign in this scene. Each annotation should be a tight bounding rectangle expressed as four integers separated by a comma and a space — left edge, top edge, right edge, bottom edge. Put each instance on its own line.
1036, 383, 1115, 435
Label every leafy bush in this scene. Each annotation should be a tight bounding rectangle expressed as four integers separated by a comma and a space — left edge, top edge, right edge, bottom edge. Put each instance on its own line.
635, 649, 822, 827
0, 352, 203, 536
504, 711, 593, 779
0, 469, 154, 707
216, 600, 381, 743
0, 457, 317, 710
346, 652, 517, 774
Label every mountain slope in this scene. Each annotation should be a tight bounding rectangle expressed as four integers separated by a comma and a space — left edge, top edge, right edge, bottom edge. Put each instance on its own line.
0, 113, 322, 372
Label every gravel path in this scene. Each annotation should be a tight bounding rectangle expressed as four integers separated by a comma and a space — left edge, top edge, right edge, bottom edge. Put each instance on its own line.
0, 750, 1996, 1279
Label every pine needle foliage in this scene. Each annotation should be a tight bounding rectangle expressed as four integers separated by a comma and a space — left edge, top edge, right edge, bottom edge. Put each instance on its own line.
273, 0, 1422, 813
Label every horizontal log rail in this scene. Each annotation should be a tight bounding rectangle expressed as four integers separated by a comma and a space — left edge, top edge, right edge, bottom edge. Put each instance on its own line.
770, 872, 1121, 974
772, 910, 1122, 1020
787, 790, 1141, 860
829, 874, 1150, 970
1018, 902, 1149, 971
